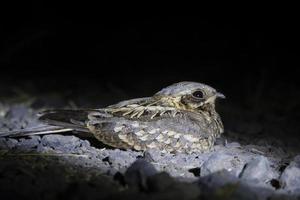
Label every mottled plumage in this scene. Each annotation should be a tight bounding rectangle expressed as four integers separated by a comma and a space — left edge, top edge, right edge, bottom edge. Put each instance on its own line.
1, 82, 225, 154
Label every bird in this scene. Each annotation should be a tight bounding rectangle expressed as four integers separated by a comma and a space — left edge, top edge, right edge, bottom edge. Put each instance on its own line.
0, 82, 225, 154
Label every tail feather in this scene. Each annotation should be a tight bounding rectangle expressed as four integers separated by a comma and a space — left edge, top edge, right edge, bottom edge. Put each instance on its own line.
38, 109, 92, 131
0, 109, 92, 138
0, 126, 73, 138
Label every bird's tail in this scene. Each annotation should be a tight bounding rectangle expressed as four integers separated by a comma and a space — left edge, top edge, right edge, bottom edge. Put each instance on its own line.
0, 126, 74, 138
0, 109, 92, 138
38, 109, 91, 130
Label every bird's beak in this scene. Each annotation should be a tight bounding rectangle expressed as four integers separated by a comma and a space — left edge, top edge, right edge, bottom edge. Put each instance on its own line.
202, 92, 226, 105
216, 92, 226, 99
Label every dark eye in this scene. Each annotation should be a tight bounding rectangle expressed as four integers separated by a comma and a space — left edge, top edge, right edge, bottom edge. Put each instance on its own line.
192, 90, 204, 99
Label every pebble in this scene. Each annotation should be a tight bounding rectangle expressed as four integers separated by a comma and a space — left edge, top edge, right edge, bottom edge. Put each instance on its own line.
37, 135, 83, 153
240, 156, 277, 184
201, 152, 245, 177
124, 158, 157, 189
280, 155, 300, 194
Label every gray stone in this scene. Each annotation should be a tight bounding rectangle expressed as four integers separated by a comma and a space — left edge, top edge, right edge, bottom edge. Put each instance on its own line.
38, 135, 83, 153
104, 149, 142, 173
143, 150, 211, 178
0, 138, 18, 149
240, 156, 277, 183
280, 155, 300, 194
143, 148, 169, 163
124, 158, 157, 189
15, 136, 41, 150
198, 170, 258, 200
147, 172, 201, 200
198, 170, 275, 200
147, 172, 175, 192
198, 170, 239, 188
201, 152, 245, 177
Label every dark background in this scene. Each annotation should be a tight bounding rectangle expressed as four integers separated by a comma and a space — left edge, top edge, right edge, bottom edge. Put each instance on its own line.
0, 7, 299, 139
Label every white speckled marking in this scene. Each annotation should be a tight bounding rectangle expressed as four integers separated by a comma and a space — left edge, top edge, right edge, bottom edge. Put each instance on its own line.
148, 128, 159, 134
167, 131, 176, 136
118, 134, 127, 141
134, 130, 145, 136
183, 135, 199, 142
114, 126, 124, 132
146, 142, 157, 148
155, 134, 164, 142
173, 133, 182, 139
164, 138, 172, 144
131, 122, 139, 128
139, 135, 148, 141
134, 144, 142, 150
174, 142, 181, 148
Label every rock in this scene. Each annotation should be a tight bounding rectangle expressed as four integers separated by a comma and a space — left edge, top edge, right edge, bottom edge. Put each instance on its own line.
103, 149, 142, 173
147, 172, 175, 192
37, 135, 83, 153
143, 149, 168, 162
3, 105, 37, 130
143, 150, 210, 178
0, 138, 18, 149
124, 158, 157, 189
198, 170, 257, 200
148, 172, 201, 199
201, 152, 245, 177
198, 170, 274, 200
280, 155, 300, 194
198, 170, 239, 188
240, 156, 277, 184
15, 136, 41, 151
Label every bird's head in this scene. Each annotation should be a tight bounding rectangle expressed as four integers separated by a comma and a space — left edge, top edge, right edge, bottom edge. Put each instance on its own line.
153, 82, 225, 113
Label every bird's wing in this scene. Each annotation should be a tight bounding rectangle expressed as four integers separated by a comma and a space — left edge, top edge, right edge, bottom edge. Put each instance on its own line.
103, 97, 179, 120
87, 109, 215, 152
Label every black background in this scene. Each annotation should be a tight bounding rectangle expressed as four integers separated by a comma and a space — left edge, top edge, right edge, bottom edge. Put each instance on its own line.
0, 7, 299, 126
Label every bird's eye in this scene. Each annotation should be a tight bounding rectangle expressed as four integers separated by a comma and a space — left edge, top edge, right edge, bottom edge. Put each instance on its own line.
192, 90, 204, 99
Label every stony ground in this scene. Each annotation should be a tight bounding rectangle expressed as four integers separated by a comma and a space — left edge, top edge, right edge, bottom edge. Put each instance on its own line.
1, 87, 300, 200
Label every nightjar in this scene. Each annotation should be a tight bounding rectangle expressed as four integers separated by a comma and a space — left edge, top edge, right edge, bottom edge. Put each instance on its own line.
2, 82, 225, 154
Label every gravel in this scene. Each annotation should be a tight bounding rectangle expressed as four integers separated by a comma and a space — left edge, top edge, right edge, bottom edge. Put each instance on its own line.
0, 102, 299, 199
